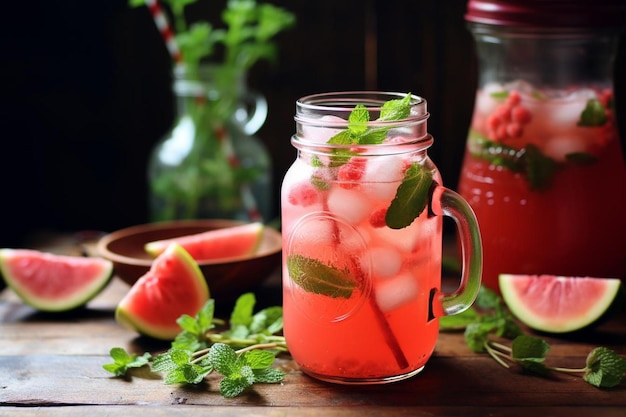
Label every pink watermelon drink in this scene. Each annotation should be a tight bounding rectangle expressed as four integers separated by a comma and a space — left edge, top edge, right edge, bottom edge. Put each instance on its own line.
282, 92, 482, 384
458, 83, 626, 291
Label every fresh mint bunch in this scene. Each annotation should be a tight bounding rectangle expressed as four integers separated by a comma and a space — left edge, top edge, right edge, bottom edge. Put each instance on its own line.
103, 293, 287, 397
440, 286, 626, 388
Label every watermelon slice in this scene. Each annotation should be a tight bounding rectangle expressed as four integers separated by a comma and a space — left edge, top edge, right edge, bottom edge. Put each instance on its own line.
115, 243, 209, 340
0, 249, 113, 312
499, 274, 622, 333
144, 222, 264, 261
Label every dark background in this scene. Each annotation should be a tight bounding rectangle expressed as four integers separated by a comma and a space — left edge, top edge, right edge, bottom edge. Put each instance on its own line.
2, 0, 625, 247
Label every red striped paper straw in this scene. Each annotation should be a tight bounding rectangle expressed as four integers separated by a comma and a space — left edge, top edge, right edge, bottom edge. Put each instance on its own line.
144, 0, 182, 63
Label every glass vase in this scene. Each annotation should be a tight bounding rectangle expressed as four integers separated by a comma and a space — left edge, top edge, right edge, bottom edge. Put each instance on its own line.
148, 65, 272, 223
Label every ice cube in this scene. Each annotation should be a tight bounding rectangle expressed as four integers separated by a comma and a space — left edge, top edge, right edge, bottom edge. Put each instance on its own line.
543, 133, 592, 162
364, 246, 402, 278
327, 186, 371, 225
361, 155, 406, 202
300, 115, 345, 143
375, 272, 419, 312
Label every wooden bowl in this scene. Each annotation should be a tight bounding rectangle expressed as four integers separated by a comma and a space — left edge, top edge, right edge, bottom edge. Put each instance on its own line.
96, 219, 282, 299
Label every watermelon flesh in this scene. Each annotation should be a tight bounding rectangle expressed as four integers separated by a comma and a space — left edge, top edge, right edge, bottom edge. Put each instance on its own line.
499, 274, 622, 333
0, 249, 113, 312
144, 222, 264, 261
115, 243, 209, 340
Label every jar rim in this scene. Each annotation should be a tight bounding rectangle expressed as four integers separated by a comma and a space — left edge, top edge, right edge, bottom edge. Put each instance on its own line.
295, 91, 429, 126
291, 134, 434, 155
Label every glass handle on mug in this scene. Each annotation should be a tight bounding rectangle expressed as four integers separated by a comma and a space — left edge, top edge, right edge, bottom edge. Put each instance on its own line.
432, 186, 483, 317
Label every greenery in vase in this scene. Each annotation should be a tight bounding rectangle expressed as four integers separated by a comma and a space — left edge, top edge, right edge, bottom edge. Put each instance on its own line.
131, 0, 295, 220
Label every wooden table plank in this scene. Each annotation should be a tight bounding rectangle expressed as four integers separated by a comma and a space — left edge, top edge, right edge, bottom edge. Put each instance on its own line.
3, 271, 626, 415
2, 352, 625, 408
3, 405, 625, 417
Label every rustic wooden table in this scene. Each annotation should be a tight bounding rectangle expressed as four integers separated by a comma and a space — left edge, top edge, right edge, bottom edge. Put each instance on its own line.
1, 236, 626, 416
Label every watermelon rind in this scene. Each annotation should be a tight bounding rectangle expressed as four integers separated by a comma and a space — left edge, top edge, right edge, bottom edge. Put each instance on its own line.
0, 249, 113, 312
115, 243, 210, 340
144, 222, 264, 260
499, 274, 622, 333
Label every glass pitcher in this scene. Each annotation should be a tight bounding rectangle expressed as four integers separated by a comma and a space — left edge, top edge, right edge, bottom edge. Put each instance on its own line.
458, 0, 626, 291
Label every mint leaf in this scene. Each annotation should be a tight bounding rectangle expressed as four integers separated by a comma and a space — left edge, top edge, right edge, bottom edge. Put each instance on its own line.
217, 293, 284, 345
209, 343, 239, 375
171, 299, 217, 351
490, 91, 509, 99
379, 93, 412, 121
286, 254, 356, 298
523, 144, 558, 190
467, 135, 560, 190
252, 367, 286, 383
250, 306, 284, 335
208, 343, 285, 398
464, 321, 496, 353
578, 99, 608, 127
154, 348, 213, 385
566, 152, 598, 165
103, 348, 151, 377
230, 293, 256, 330
359, 128, 391, 145
584, 347, 626, 388
327, 130, 356, 145
348, 104, 370, 135
474, 286, 503, 310
243, 349, 276, 369
511, 335, 550, 363
385, 162, 434, 229
220, 374, 250, 398
439, 307, 479, 330
467, 136, 525, 173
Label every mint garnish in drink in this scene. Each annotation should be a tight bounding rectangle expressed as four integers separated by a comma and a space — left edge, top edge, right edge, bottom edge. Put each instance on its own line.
386, 162, 434, 229
327, 93, 412, 146
578, 98, 608, 127
323, 93, 435, 229
286, 254, 356, 299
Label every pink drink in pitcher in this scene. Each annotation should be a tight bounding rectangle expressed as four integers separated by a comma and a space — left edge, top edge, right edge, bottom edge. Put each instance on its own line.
282, 92, 482, 384
458, 82, 626, 291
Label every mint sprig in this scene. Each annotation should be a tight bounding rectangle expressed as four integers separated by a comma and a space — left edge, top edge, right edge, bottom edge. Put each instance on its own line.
102, 348, 152, 377
327, 94, 412, 146
104, 293, 287, 397
323, 93, 435, 229
467, 136, 559, 190
440, 286, 626, 388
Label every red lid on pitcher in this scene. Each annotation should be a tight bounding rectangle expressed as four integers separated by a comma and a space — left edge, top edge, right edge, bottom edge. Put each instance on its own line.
465, 0, 626, 28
